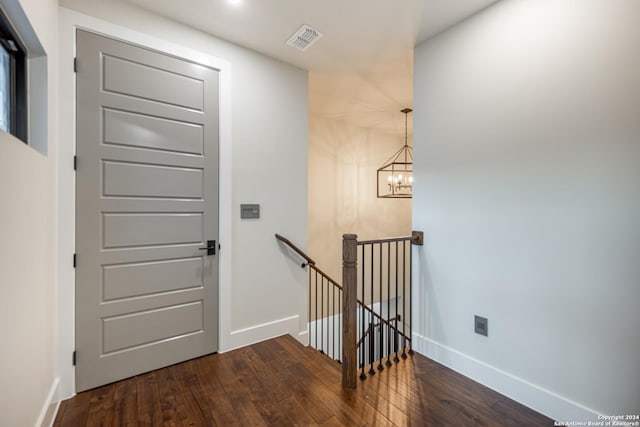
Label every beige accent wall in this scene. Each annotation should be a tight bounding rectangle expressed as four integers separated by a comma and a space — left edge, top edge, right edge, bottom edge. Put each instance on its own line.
309, 116, 412, 280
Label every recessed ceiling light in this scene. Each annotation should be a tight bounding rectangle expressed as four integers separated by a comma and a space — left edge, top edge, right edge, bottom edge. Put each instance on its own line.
227, 0, 241, 4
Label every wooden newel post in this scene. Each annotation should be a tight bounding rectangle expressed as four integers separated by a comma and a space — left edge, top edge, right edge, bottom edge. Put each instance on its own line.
342, 233, 358, 388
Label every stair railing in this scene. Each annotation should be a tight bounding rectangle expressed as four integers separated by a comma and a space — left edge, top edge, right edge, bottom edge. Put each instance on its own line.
308, 264, 342, 362
354, 232, 423, 385
275, 231, 423, 389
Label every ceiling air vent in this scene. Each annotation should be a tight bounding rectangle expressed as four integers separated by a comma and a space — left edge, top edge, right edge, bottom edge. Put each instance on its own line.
286, 24, 322, 51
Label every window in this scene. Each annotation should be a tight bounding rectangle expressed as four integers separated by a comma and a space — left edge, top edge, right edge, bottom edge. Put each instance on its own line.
0, 7, 27, 142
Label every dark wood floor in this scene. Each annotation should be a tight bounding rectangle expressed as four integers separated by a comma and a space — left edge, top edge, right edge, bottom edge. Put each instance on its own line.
54, 335, 553, 426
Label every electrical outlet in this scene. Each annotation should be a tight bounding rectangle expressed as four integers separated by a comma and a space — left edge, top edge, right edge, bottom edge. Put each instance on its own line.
475, 315, 488, 337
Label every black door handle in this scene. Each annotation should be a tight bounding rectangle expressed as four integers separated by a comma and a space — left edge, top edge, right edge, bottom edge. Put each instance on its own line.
198, 240, 216, 256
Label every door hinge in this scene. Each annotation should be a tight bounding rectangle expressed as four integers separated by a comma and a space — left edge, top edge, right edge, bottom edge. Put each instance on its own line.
73, 155, 77, 171
73, 253, 77, 268
74, 57, 78, 73
72, 351, 76, 366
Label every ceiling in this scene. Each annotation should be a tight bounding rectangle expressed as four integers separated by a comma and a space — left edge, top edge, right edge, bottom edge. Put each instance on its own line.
124, 0, 498, 135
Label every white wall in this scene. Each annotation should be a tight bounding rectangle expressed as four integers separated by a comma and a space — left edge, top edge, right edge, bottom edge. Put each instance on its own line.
309, 116, 412, 279
413, 0, 640, 420
0, 0, 59, 426
58, 0, 308, 398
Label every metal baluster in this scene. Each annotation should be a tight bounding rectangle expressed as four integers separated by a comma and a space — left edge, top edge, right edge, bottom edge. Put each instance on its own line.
308, 267, 312, 347
378, 242, 384, 371
327, 271, 330, 356
402, 241, 407, 359
332, 277, 335, 360
409, 240, 414, 355
315, 269, 319, 351
339, 288, 343, 363
394, 241, 400, 363
386, 241, 392, 367
320, 275, 324, 354
360, 245, 366, 380
369, 244, 375, 376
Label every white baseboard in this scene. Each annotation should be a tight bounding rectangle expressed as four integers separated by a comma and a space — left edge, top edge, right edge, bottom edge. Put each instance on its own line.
297, 329, 309, 346
35, 378, 60, 427
412, 333, 600, 423
225, 315, 300, 352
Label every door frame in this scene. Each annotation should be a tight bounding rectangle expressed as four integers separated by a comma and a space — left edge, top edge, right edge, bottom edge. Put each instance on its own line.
57, 7, 233, 399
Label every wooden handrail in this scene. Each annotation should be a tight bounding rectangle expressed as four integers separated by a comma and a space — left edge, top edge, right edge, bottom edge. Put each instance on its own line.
275, 234, 315, 267
309, 264, 342, 289
357, 236, 414, 245
355, 315, 401, 348
357, 230, 423, 246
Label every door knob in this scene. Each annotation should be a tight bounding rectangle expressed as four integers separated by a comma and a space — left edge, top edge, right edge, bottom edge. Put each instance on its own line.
198, 240, 216, 256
